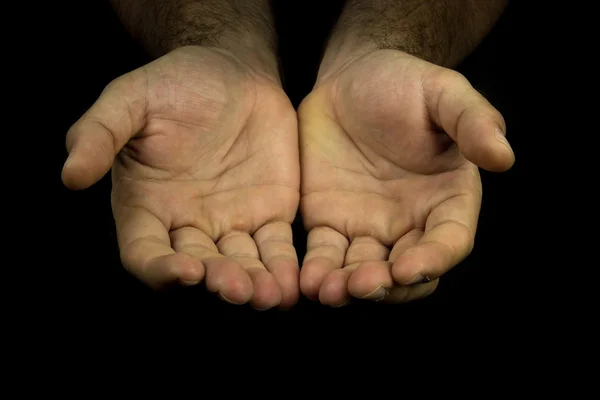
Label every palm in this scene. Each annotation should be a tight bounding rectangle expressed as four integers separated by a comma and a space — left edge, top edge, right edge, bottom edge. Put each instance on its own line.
64, 47, 300, 309
299, 50, 513, 306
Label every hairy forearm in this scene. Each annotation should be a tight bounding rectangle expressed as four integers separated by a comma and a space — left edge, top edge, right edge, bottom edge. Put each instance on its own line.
320, 0, 507, 77
109, 0, 277, 76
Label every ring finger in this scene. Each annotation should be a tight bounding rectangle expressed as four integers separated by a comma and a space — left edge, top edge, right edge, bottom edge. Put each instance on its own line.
218, 230, 281, 310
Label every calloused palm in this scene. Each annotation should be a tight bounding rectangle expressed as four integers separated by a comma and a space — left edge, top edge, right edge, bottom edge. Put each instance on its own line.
299, 50, 514, 306
62, 46, 300, 310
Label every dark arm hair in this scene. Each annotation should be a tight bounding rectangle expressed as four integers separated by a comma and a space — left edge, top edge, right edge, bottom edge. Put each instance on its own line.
109, 0, 277, 73
321, 0, 508, 72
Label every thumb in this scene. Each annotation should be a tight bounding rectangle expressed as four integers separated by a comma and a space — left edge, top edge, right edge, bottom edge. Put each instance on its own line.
62, 72, 147, 190
424, 70, 515, 172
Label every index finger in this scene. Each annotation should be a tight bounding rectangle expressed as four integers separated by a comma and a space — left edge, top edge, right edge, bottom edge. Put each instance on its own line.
390, 192, 480, 285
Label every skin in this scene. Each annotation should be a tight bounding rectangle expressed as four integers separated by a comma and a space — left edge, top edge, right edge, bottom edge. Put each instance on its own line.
62, 47, 300, 310
298, 49, 515, 306
63, 0, 513, 310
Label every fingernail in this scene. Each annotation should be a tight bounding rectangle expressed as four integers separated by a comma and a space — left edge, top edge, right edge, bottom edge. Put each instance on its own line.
407, 274, 425, 285
495, 128, 513, 151
332, 300, 350, 308
219, 292, 244, 305
251, 306, 269, 312
360, 285, 387, 301
180, 279, 200, 286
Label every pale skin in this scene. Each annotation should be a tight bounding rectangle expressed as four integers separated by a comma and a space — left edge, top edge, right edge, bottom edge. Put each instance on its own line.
298, 49, 514, 306
62, 47, 301, 310
62, 0, 514, 309
297, 0, 513, 306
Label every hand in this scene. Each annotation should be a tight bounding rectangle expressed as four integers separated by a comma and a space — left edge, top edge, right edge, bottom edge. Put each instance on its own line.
62, 46, 300, 310
298, 49, 514, 306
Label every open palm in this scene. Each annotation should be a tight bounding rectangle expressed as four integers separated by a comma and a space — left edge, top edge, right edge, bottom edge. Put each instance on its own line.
62, 47, 300, 310
299, 50, 514, 306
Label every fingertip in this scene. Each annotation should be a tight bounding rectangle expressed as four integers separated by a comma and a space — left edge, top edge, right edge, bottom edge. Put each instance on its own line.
204, 258, 253, 305
383, 279, 440, 304
279, 292, 299, 310
391, 250, 425, 285
61, 156, 91, 190
62, 151, 114, 190
462, 128, 515, 172
176, 256, 206, 285
347, 261, 394, 299
318, 270, 350, 307
474, 149, 514, 173
219, 292, 248, 306
272, 263, 300, 310
299, 260, 329, 301
492, 128, 516, 171
136, 254, 178, 290
137, 253, 204, 290
247, 268, 282, 310
218, 283, 254, 306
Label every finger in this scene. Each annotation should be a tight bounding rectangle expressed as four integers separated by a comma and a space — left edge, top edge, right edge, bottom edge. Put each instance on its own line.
346, 261, 393, 301
347, 231, 430, 301
342, 236, 392, 300
172, 227, 253, 305
345, 236, 390, 265
319, 268, 353, 307
425, 69, 515, 172
62, 72, 147, 190
391, 193, 479, 285
217, 231, 280, 310
299, 227, 349, 301
388, 229, 423, 262
381, 279, 440, 304
116, 207, 205, 289
254, 222, 300, 310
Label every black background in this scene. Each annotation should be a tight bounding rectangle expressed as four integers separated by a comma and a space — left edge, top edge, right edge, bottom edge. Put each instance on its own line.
38, 0, 556, 324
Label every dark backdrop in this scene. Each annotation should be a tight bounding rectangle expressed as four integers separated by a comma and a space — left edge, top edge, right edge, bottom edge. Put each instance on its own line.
44, 1, 546, 323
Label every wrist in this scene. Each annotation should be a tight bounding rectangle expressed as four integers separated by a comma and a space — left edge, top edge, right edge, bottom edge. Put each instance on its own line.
212, 34, 281, 84
317, 36, 381, 86
317, 0, 509, 76
112, 0, 280, 82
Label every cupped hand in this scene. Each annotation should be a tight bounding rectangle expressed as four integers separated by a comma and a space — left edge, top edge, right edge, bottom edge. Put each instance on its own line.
62, 46, 300, 310
298, 49, 514, 306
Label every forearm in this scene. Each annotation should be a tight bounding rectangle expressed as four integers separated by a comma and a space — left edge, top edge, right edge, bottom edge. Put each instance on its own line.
319, 0, 507, 78
109, 0, 278, 77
